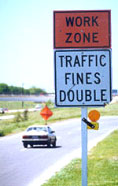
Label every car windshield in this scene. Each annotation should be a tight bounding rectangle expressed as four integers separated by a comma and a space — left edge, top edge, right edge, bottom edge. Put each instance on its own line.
27, 127, 48, 132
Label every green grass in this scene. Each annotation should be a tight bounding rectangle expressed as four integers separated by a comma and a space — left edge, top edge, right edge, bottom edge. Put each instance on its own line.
88, 130, 118, 185
0, 102, 118, 136
0, 101, 35, 110
42, 130, 118, 186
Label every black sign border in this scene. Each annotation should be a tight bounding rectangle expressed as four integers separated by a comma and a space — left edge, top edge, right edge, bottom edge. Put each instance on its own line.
54, 49, 112, 107
53, 10, 111, 49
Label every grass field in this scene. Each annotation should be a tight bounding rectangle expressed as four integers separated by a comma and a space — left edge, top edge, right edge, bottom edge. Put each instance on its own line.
0, 101, 118, 136
0, 101, 35, 110
42, 130, 118, 186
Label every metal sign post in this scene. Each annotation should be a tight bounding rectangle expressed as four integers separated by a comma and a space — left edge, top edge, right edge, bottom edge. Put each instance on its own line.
81, 107, 88, 186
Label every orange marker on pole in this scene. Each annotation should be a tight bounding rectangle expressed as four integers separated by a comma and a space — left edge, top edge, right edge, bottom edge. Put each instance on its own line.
88, 110, 100, 130
88, 110, 100, 122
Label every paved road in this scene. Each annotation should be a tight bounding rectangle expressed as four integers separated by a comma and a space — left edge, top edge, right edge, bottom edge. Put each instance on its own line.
0, 116, 118, 186
0, 95, 54, 102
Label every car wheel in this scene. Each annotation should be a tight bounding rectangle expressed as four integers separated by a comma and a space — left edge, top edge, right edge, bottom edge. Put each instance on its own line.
23, 142, 28, 148
30, 144, 33, 148
52, 140, 56, 148
47, 141, 51, 148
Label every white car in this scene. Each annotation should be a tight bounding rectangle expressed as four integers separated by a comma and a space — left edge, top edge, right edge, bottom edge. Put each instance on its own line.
34, 104, 42, 111
22, 125, 57, 148
0, 108, 5, 114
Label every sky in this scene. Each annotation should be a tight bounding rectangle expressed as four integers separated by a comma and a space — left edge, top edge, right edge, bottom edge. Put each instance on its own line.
0, 0, 118, 92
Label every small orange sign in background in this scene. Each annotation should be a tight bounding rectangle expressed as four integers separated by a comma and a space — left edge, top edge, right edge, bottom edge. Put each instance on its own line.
88, 110, 100, 122
40, 106, 53, 121
54, 10, 111, 49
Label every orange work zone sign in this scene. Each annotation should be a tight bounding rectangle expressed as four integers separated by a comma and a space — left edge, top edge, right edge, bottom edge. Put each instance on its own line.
54, 10, 111, 49
40, 106, 53, 120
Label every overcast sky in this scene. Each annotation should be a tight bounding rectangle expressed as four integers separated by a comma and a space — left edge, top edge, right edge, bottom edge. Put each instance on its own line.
0, 0, 117, 92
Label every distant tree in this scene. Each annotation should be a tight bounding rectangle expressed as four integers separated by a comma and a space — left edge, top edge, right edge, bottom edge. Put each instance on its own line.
0, 83, 46, 95
0, 83, 10, 94
24, 89, 30, 95
9, 86, 22, 94
29, 86, 46, 95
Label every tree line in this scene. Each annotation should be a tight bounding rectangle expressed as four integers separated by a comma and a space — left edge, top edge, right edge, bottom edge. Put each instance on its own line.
0, 83, 46, 95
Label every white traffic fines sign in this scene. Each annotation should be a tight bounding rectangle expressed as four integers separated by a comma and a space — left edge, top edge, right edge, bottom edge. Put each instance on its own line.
54, 49, 112, 107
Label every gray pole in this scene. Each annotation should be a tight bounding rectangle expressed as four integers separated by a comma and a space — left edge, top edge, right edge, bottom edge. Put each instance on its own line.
81, 107, 88, 186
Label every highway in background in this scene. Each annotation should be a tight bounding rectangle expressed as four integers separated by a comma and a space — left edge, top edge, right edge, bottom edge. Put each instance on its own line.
0, 116, 118, 186
0, 94, 55, 102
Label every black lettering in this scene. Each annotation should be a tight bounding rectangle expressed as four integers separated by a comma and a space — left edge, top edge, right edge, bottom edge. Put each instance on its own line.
65, 73, 71, 84
84, 17, 90, 26
66, 56, 72, 67
101, 89, 107, 101
81, 55, 87, 66
65, 33, 72, 43
66, 17, 74, 27
94, 72, 101, 84
74, 55, 81, 67
67, 90, 74, 102
83, 33, 90, 43
86, 73, 92, 84
77, 73, 84, 84
75, 17, 82, 26
92, 32, 99, 43
72, 73, 75, 85
88, 55, 94, 66
95, 55, 98, 66
92, 16, 99, 26
94, 90, 100, 101
66, 16, 99, 27
76, 90, 83, 101
85, 90, 92, 101
100, 55, 106, 66
74, 33, 81, 43
59, 56, 64, 67
60, 90, 66, 102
